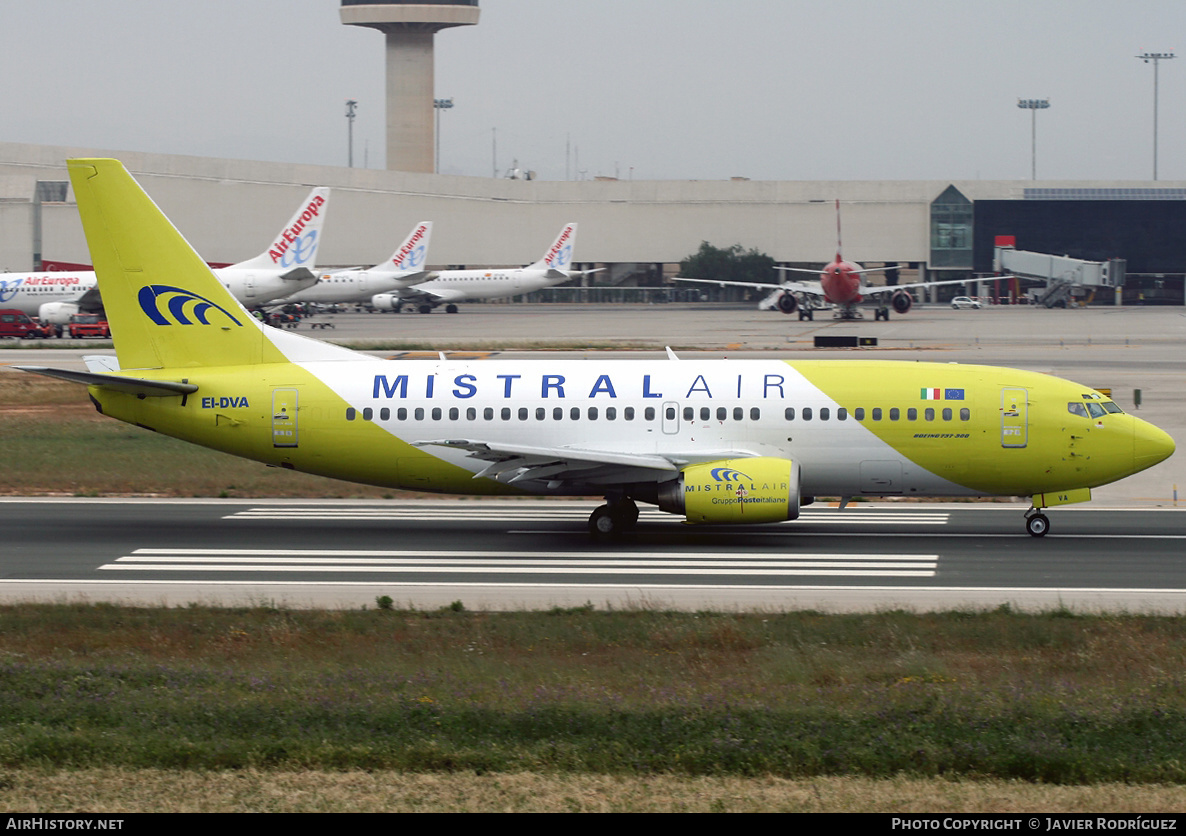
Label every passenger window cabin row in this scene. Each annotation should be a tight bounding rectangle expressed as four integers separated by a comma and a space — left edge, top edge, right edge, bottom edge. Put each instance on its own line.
344, 404, 975, 424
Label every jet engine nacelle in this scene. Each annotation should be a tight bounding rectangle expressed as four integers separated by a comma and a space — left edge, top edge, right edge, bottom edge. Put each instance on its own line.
891, 290, 913, 315
370, 293, 399, 312
38, 301, 81, 325
776, 292, 799, 315
656, 457, 801, 525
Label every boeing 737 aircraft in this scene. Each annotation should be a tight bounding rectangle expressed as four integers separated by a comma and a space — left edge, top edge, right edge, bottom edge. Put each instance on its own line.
0, 186, 330, 324
370, 223, 600, 313
275, 222, 432, 307
18, 161, 1175, 540
678, 201, 976, 321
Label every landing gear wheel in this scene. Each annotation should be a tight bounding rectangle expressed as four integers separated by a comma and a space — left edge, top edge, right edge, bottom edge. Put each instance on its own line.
445, 304, 459, 314
874, 307, 889, 321
588, 500, 639, 538
418, 305, 433, 315
798, 309, 814, 321
1025, 513, 1050, 538
589, 505, 619, 538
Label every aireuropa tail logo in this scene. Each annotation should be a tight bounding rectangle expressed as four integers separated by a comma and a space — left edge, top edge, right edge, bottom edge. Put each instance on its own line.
138, 285, 244, 326
544, 226, 575, 270
710, 467, 751, 483
0, 278, 22, 304
268, 193, 327, 267
394, 244, 427, 271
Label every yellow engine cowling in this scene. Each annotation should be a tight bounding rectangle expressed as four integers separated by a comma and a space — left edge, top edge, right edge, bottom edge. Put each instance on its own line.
657, 457, 801, 525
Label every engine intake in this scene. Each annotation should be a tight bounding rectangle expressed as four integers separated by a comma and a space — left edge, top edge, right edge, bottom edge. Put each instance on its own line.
370, 294, 400, 312
891, 290, 913, 315
776, 292, 798, 315
38, 301, 81, 325
657, 457, 801, 525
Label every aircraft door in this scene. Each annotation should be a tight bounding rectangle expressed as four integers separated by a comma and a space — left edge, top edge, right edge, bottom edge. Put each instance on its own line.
272, 388, 299, 448
661, 402, 680, 435
244, 273, 256, 299
1001, 387, 1028, 448
357, 271, 368, 294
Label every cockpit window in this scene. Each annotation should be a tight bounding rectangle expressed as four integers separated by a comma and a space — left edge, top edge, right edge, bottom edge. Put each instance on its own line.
1102, 402, 1123, 414
1086, 402, 1107, 419
1068, 402, 1089, 418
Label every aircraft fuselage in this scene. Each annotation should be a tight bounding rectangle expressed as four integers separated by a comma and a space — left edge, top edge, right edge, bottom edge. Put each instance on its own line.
89, 358, 1173, 502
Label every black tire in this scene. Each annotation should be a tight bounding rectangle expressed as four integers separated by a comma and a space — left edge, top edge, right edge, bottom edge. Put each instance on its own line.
588, 505, 618, 538
1026, 513, 1050, 538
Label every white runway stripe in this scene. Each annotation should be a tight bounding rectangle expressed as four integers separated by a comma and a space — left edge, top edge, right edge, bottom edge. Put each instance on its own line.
102, 548, 938, 578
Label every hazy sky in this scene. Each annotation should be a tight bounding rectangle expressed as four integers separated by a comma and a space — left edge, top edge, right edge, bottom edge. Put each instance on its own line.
6, 1, 1185, 182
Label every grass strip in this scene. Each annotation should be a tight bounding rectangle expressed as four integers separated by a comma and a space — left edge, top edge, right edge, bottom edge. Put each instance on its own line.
0, 604, 1184, 783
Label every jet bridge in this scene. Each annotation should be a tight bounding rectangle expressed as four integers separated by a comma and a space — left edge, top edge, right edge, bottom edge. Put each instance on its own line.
993, 244, 1125, 308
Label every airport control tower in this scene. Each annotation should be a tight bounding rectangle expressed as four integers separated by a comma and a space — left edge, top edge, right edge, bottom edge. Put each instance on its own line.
341, 1, 480, 173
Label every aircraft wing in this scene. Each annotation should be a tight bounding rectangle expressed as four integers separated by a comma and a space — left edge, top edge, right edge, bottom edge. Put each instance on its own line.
396, 285, 465, 303
75, 286, 104, 309
673, 276, 824, 297
411, 438, 759, 487
860, 277, 998, 300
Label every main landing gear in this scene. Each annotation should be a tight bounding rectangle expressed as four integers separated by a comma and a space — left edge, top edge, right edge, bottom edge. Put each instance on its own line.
1024, 508, 1050, 537
588, 498, 640, 538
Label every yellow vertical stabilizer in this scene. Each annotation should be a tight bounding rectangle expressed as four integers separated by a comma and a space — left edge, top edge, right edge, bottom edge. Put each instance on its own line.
67, 159, 283, 371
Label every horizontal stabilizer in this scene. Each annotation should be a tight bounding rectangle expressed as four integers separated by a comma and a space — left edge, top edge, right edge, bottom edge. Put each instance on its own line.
280, 267, 316, 282
14, 366, 197, 397
83, 354, 120, 373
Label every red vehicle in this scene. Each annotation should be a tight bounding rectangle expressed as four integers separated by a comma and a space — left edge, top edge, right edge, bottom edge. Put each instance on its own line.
0, 309, 54, 339
67, 313, 111, 339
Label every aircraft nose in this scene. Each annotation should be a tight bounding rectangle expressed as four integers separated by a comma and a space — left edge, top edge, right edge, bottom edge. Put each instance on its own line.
1133, 419, 1175, 472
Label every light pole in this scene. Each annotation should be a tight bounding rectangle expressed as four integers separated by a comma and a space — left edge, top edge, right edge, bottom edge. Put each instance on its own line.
345, 99, 358, 168
1017, 99, 1050, 180
434, 97, 454, 174
1137, 52, 1175, 180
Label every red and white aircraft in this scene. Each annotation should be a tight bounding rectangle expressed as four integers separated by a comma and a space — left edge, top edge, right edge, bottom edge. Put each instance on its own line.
0, 187, 330, 324
678, 201, 975, 321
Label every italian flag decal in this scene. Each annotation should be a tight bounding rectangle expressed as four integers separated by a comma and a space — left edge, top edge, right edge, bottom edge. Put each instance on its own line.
921, 388, 965, 400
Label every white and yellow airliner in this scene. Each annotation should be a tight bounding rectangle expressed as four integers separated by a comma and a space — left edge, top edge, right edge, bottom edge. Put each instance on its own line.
18, 160, 1176, 538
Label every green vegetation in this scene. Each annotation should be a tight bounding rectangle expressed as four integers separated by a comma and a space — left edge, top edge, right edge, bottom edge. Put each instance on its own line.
4, 369, 1185, 810
0, 370, 398, 497
679, 241, 776, 286
1, 604, 1185, 786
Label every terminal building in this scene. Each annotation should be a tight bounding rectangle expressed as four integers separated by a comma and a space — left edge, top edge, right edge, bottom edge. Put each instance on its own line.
2, 1, 1182, 307
1, 140, 1184, 306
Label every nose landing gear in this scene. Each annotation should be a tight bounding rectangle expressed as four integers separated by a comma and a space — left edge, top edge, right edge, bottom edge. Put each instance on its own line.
1024, 507, 1050, 537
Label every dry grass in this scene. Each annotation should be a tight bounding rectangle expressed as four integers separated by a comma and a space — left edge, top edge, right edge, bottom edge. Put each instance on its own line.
2, 770, 1185, 813
0, 369, 402, 498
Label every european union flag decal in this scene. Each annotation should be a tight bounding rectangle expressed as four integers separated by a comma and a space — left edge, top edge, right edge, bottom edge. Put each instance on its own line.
921, 388, 966, 400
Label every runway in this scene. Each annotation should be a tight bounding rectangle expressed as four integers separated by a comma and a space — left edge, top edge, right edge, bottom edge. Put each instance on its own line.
2, 498, 1184, 613
3, 304, 1183, 612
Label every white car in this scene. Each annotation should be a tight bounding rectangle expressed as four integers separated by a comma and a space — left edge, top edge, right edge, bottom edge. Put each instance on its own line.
951, 296, 981, 310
